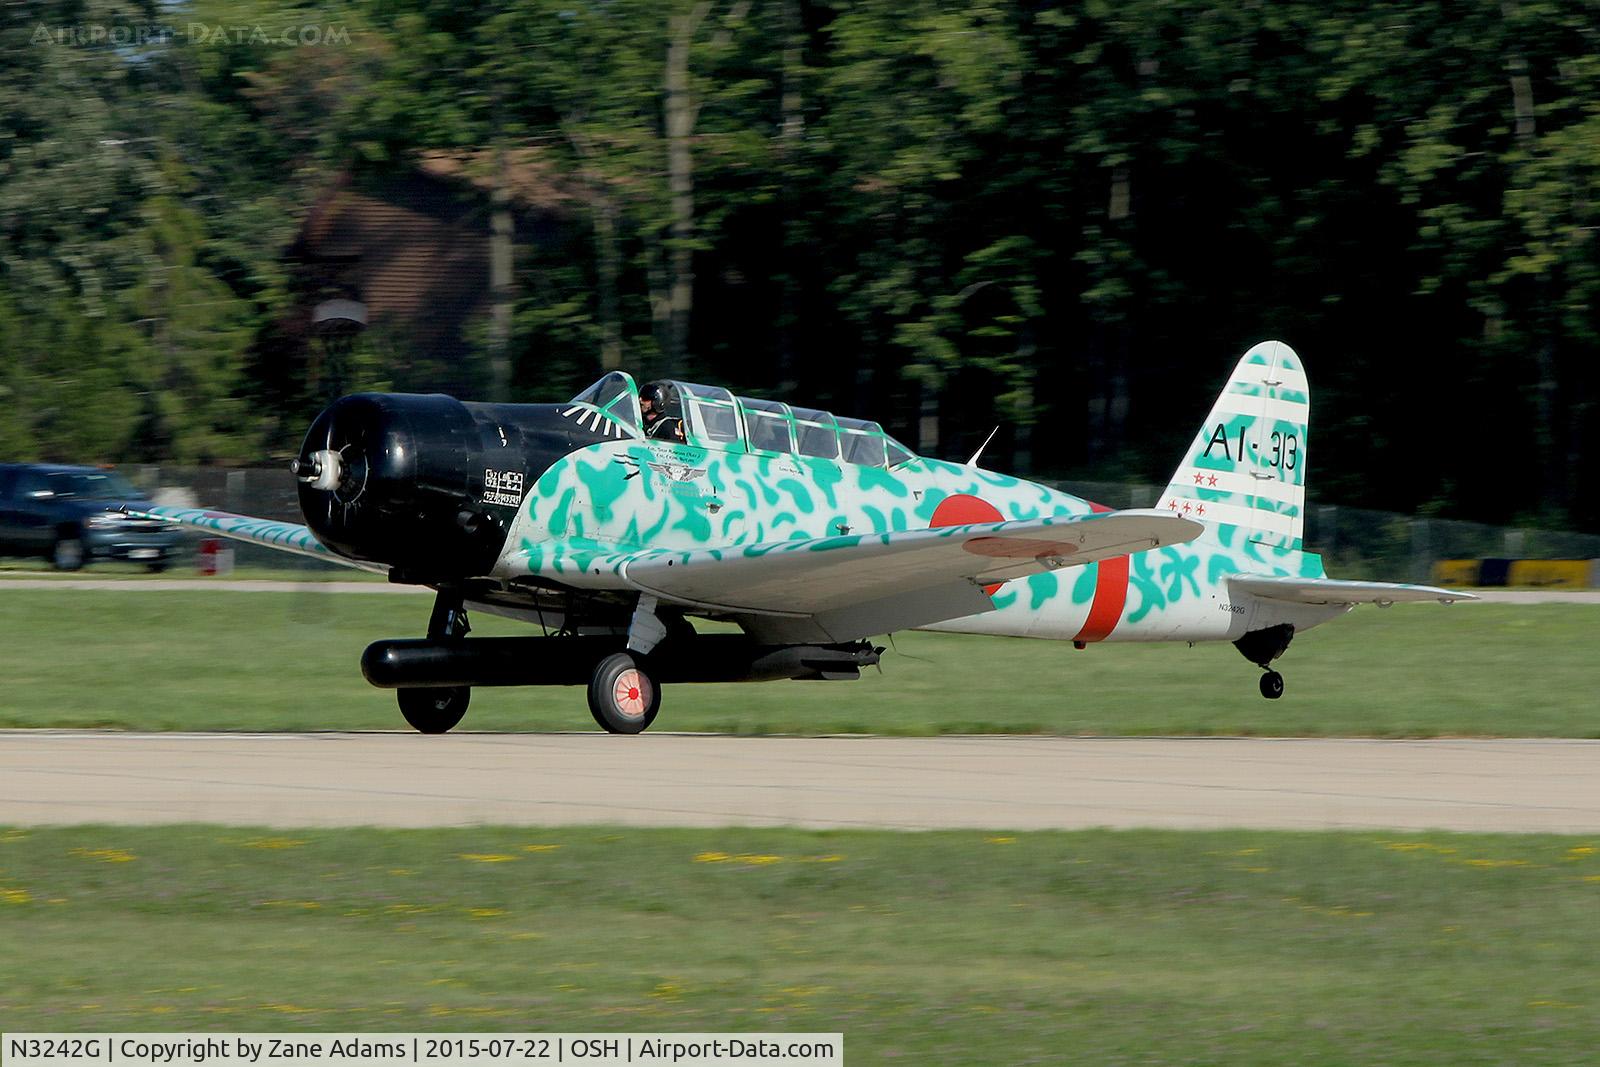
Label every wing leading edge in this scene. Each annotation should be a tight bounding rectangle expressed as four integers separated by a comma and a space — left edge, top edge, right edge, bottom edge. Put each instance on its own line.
125, 505, 386, 574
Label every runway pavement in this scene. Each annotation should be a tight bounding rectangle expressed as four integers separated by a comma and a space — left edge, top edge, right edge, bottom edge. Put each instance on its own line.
3, 732, 1597, 832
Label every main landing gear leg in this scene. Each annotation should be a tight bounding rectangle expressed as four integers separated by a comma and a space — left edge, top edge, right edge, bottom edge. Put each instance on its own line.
397, 589, 472, 734
1233, 624, 1294, 701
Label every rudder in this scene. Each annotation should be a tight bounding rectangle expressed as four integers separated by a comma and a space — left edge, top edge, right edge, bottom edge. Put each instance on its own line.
1160, 340, 1308, 551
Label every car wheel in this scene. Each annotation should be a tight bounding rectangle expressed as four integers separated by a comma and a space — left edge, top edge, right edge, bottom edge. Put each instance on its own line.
52, 533, 85, 572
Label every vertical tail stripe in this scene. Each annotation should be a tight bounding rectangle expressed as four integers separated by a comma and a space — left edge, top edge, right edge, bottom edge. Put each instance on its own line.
1073, 501, 1128, 643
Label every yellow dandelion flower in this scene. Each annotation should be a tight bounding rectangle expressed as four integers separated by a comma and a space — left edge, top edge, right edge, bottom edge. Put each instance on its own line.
242, 837, 307, 850
986, 836, 1017, 845
69, 848, 136, 863
694, 851, 731, 863
2, 887, 33, 905
738, 854, 784, 865
457, 853, 519, 863
522, 844, 562, 852
467, 908, 507, 919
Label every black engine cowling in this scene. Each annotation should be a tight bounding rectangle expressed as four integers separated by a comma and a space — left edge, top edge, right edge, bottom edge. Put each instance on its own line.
294, 393, 607, 579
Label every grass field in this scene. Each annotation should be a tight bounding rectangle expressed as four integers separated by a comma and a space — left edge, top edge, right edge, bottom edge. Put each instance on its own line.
0, 560, 381, 581
1, 826, 1596, 1063
0, 589, 1593, 736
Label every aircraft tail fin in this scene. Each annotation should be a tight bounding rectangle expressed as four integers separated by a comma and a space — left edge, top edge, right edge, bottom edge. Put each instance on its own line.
1159, 340, 1309, 551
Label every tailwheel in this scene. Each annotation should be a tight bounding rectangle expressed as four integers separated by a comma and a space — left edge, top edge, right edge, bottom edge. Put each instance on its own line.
588, 652, 661, 734
1235, 625, 1293, 702
397, 687, 471, 733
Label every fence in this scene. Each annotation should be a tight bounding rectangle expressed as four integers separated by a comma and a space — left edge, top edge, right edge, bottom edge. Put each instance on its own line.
122, 465, 339, 572
120, 467, 1600, 585
1057, 479, 1600, 584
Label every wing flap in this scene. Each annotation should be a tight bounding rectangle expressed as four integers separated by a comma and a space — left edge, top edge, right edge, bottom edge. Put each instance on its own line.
1229, 574, 1477, 606
126, 505, 385, 574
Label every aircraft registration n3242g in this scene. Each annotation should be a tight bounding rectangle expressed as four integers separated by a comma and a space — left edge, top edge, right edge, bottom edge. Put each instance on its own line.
133, 341, 1471, 733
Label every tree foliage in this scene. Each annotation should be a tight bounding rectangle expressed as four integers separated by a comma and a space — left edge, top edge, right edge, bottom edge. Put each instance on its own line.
1, 0, 1596, 527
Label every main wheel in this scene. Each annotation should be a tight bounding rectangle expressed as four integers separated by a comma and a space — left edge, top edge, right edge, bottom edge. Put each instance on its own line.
397, 686, 470, 733
52, 532, 85, 571
1259, 670, 1285, 700
588, 652, 661, 734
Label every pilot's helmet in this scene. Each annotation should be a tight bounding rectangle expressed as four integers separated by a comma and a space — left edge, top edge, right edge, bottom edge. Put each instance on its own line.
640, 382, 678, 416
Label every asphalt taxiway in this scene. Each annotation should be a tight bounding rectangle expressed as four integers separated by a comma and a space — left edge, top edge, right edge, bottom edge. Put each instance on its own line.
2, 732, 1595, 832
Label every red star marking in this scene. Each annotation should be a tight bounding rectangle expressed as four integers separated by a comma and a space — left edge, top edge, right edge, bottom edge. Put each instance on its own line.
1207, 474, 1219, 487
1182, 501, 1192, 514
1167, 498, 1179, 510
1192, 472, 1205, 485
1196, 504, 1206, 516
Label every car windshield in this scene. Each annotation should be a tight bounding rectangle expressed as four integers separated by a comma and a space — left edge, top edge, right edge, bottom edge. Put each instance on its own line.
46, 471, 140, 499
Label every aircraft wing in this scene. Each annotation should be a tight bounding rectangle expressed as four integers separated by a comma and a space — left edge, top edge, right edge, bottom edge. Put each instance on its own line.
125, 505, 387, 575
614, 509, 1203, 643
1229, 574, 1477, 605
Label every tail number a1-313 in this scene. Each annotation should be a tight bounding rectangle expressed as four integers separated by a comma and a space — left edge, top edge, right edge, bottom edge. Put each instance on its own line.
1202, 424, 1299, 471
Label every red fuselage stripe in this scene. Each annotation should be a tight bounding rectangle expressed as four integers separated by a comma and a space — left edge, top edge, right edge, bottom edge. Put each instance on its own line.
1073, 501, 1128, 643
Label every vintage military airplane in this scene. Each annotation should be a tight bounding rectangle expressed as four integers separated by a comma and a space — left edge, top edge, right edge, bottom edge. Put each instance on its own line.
133, 340, 1469, 734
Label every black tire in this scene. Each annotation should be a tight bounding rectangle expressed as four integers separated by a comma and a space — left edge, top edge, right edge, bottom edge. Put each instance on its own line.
1259, 671, 1285, 700
145, 560, 170, 574
397, 686, 470, 733
587, 652, 661, 734
51, 532, 85, 571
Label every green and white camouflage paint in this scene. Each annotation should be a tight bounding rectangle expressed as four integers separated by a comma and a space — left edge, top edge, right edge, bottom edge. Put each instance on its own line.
497, 341, 1347, 647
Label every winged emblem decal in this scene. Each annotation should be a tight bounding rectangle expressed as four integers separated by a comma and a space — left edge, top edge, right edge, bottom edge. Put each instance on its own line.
648, 460, 708, 483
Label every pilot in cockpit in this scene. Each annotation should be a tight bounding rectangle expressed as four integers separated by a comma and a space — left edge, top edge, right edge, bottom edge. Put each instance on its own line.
640, 382, 686, 442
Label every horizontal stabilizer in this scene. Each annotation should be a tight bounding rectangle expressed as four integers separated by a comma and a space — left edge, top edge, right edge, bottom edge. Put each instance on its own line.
1229, 574, 1477, 606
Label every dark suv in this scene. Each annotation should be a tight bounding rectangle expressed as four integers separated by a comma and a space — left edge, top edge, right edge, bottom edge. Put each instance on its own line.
0, 464, 182, 571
